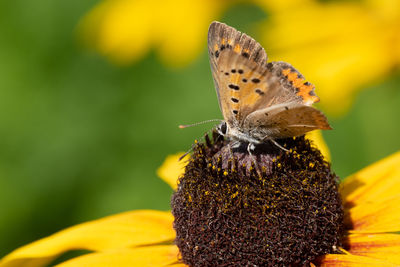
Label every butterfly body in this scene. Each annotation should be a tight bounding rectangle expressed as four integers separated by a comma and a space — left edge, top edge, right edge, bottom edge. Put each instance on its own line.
208, 22, 331, 148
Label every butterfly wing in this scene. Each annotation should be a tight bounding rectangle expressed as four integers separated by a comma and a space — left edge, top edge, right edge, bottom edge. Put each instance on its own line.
208, 21, 330, 140
208, 22, 320, 126
244, 102, 331, 139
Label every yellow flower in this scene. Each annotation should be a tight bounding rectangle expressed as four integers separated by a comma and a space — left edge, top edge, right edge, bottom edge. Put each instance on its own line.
1, 140, 400, 266
257, 0, 400, 115
79, 0, 229, 67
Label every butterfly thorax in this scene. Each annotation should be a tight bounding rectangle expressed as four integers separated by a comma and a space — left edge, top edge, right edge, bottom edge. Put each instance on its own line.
221, 121, 264, 145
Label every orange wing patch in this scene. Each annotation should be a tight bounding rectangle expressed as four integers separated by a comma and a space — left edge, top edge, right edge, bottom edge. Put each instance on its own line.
234, 44, 241, 53
214, 44, 219, 52
282, 68, 320, 104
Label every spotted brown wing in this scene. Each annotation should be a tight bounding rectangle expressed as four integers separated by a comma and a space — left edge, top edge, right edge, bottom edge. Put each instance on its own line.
208, 22, 321, 131
208, 21, 268, 127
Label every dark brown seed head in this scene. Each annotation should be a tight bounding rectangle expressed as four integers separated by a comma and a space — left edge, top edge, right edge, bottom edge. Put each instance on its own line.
171, 132, 344, 266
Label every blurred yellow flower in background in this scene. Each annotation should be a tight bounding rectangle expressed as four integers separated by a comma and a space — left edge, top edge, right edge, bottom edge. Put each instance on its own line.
79, 0, 229, 67
258, 0, 400, 115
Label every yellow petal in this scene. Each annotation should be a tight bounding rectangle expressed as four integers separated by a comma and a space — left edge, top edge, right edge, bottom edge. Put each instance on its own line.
157, 152, 187, 190
364, 0, 400, 22
155, 0, 227, 67
317, 253, 398, 266
56, 245, 182, 267
346, 233, 400, 265
79, 0, 153, 65
346, 194, 400, 233
252, 0, 315, 12
305, 130, 330, 161
0, 210, 174, 267
341, 151, 400, 208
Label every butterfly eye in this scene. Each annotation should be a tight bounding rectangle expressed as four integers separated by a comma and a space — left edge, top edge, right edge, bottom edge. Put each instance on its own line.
217, 122, 227, 135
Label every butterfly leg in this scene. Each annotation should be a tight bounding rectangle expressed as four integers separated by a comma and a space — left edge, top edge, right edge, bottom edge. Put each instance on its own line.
228, 140, 241, 159
247, 143, 262, 175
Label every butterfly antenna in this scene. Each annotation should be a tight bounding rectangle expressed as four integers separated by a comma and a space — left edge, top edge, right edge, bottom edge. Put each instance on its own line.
179, 119, 222, 129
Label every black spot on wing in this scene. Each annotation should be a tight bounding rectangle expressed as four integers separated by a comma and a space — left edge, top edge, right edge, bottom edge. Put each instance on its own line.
242, 78, 247, 83
251, 78, 260, 83
255, 89, 264, 95
238, 69, 244, 74
228, 84, 240, 90
231, 98, 239, 103
231, 69, 236, 73
242, 52, 249, 58
233, 110, 238, 115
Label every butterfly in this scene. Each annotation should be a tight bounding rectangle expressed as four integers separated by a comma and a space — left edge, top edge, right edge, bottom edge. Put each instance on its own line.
208, 21, 331, 151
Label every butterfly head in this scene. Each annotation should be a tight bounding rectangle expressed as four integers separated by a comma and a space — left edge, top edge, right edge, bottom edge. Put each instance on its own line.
216, 121, 228, 136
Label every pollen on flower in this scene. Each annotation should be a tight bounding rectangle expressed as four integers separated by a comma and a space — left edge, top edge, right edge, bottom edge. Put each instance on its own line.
171, 131, 344, 266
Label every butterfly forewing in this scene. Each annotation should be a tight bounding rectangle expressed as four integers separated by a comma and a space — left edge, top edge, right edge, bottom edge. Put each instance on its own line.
208, 22, 269, 125
213, 50, 280, 126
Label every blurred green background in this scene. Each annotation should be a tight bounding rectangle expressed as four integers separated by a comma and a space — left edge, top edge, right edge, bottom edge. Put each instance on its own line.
1, 0, 399, 257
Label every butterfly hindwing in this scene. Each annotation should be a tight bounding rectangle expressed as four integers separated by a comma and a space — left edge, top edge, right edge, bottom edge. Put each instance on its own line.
244, 102, 331, 139
267, 61, 320, 106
